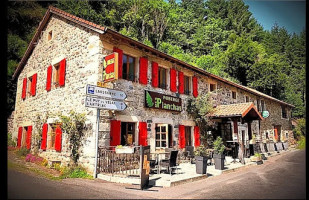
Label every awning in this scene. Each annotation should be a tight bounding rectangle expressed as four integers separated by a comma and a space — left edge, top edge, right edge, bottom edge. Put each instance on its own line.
208, 102, 263, 120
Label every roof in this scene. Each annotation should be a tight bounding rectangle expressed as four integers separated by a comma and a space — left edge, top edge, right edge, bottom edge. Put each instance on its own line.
208, 102, 263, 120
12, 6, 294, 108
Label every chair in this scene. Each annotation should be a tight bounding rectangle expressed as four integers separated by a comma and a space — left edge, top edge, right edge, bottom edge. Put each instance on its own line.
184, 146, 195, 163
149, 154, 159, 174
160, 150, 178, 175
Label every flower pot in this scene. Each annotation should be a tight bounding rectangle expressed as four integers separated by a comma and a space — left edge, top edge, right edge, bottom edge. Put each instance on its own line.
195, 156, 208, 174
115, 147, 134, 154
213, 153, 225, 170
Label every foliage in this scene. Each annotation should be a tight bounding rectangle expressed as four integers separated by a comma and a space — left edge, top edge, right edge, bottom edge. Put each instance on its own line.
297, 136, 306, 150
254, 153, 261, 158
58, 111, 87, 165
7, 132, 16, 147
59, 166, 92, 179
194, 145, 208, 157
16, 147, 30, 157
293, 118, 306, 139
213, 136, 225, 155
25, 153, 44, 164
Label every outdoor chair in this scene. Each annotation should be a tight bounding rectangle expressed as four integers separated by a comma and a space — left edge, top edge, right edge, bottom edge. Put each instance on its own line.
149, 155, 159, 174
183, 146, 195, 163
159, 150, 178, 175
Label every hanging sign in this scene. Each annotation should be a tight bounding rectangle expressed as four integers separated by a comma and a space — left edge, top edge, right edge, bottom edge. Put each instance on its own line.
262, 111, 269, 118
85, 96, 127, 111
145, 90, 182, 112
86, 84, 126, 100
103, 52, 118, 82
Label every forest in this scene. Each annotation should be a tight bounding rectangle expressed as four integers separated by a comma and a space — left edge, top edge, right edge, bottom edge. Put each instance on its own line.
7, 0, 306, 120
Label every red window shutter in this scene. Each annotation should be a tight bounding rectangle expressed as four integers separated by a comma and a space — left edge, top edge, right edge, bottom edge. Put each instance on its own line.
139, 122, 148, 146
22, 78, 27, 99
194, 126, 200, 147
110, 120, 121, 146
139, 57, 148, 85
41, 123, 48, 150
113, 47, 123, 79
17, 127, 23, 148
54, 126, 62, 152
31, 73, 37, 96
59, 58, 66, 86
233, 119, 238, 134
46, 65, 52, 91
170, 68, 177, 92
26, 126, 32, 150
178, 71, 184, 94
152, 61, 159, 87
193, 76, 198, 98
178, 125, 185, 149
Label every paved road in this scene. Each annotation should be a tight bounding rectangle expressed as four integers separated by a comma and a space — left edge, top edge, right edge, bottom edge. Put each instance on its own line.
8, 149, 306, 199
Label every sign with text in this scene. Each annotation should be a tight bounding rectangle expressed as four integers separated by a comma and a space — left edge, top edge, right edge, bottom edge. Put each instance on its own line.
86, 84, 126, 100
85, 96, 127, 111
140, 145, 150, 190
103, 52, 118, 82
262, 110, 269, 118
145, 90, 182, 112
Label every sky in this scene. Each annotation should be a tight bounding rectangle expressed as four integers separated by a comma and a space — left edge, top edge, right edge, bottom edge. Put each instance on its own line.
244, 0, 306, 34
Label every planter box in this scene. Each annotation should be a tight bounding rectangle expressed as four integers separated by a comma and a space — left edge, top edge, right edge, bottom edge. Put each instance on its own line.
267, 142, 275, 152
283, 142, 289, 150
275, 142, 283, 151
195, 156, 208, 174
213, 154, 224, 170
115, 147, 134, 154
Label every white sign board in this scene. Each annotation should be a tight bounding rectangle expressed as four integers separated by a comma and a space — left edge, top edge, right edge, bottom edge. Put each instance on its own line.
85, 96, 127, 111
86, 84, 126, 100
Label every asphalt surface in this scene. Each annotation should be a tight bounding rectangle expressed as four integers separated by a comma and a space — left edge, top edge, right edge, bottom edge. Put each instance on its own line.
7, 149, 306, 199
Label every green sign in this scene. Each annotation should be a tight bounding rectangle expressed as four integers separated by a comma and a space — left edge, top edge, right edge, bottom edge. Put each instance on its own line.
262, 110, 269, 118
145, 90, 182, 112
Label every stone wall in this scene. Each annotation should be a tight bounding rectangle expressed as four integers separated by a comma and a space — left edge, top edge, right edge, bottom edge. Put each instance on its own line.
7, 111, 15, 137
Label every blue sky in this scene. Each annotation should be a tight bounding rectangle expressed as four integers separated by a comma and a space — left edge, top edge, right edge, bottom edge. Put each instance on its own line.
244, 0, 306, 34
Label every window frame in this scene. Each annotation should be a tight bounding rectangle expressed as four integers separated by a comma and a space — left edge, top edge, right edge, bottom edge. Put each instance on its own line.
158, 66, 167, 89
27, 76, 33, 98
52, 63, 60, 89
209, 83, 217, 92
155, 124, 168, 148
245, 96, 249, 102
281, 105, 288, 119
122, 54, 136, 81
232, 91, 237, 100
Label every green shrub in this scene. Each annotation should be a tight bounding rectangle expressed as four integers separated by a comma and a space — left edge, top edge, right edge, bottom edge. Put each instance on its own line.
16, 147, 30, 157
297, 136, 306, 150
7, 132, 16, 147
60, 166, 92, 179
213, 136, 225, 155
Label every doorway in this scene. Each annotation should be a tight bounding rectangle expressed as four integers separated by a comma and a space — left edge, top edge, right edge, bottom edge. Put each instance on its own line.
120, 122, 135, 145
274, 125, 281, 142
155, 124, 168, 148
185, 126, 192, 147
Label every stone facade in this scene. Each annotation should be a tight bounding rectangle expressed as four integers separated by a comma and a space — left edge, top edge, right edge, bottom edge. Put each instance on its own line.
11, 10, 293, 174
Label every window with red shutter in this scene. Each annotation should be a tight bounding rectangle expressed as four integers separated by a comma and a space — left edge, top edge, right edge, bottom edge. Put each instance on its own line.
59, 59, 66, 87
22, 78, 27, 99
30, 73, 37, 96
170, 68, 177, 92
192, 76, 198, 98
110, 120, 121, 146
139, 57, 148, 85
54, 125, 62, 152
46, 65, 52, 91
113, 47, 123, 79
26, 126, 32, 150
139, 122, 148, 146
41, 123, 48, 150
17, 127, 23, 148
178, 71, 184, 94
178, 125, 185, 149
152, 61, 159, 87
194, 126, 200, 147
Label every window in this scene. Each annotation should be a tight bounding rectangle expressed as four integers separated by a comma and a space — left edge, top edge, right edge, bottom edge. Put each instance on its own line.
48, 31, 53, 41
184, 75, 191, 95
210, 83, 216, 92
158, 67, 167, 89
27, 76, 33, 97
232, 91, 237, 99
122, 54, 135, 81
261, 100, 265, 111
245, 96, 249, 102
121, 122, 135, 145
47, 124, 56, 149
219, 123, 232, 142
155, 124, 168, 148
282, 106, 287, 118
185, 126, 192, 146
21, 127, 28, 148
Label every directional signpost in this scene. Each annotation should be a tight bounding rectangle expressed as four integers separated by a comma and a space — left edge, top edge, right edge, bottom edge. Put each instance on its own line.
85, 96, 127, 111
86, 84, 127, 100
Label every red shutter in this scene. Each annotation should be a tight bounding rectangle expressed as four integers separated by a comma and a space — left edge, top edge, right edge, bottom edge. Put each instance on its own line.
178, 125, 185, 149
59, 58, 66, 86
26, 126, 32, 150
110, 120, 121, 146
178, 71, 184, 94
41, 123, 48, 150
31, 73, 37, 96
46, 65, 52, 91
54, 126, 62, 152
22, 78, 27, 99
17, 127, 23, 148
194, 126, 200, 147
152, 61, 159, 87
170, 68, 177, 92
139, 57, 148, 85
193, 76, 198, 98
139, 122, 148, 146
233, 119, 238, 134
113, 47, 123, 79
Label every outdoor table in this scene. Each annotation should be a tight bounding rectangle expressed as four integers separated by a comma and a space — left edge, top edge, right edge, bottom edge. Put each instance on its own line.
151, 151, 170, 174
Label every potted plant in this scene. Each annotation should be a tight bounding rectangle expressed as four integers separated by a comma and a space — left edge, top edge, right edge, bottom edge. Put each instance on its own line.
115, 145, 134, 154
250, 153, 263, 165
213, 136, 225, 170
249, 134, 256, 144
194, 145, 208, 174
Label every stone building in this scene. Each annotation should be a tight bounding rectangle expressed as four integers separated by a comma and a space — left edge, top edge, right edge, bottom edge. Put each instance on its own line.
10, 6, 294, 174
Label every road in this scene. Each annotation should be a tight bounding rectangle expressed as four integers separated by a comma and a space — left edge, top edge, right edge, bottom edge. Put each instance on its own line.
7, 149, 306, 199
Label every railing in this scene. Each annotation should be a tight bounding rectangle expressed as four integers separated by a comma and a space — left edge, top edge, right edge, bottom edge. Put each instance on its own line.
97, 146, 141, 176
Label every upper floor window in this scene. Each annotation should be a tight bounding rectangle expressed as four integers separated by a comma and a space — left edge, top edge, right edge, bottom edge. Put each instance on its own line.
282, 105, 287, 118
122, 54, 135, 81
158, 67, 167, 89
245, 96, 249, 102
48, 30, 53, 41
232, 91, 237, 99
53, 63, 60, 88
261, 100, 265, 111
184, 75, 191, 95
209, 83, 216, 92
